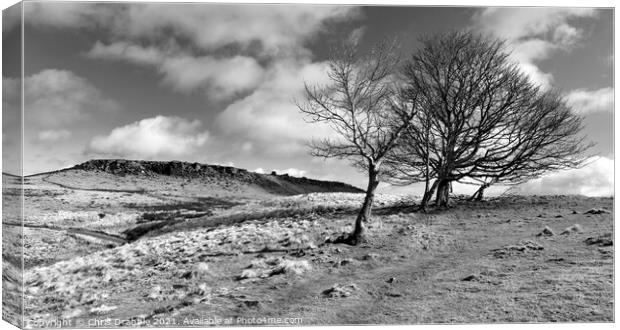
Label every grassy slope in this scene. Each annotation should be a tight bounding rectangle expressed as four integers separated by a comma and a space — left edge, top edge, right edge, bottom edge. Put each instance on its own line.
20, 187, 614, 325
3, 172, 613, 325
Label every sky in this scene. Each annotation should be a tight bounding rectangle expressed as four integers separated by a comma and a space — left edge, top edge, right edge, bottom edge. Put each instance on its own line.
1, 2, 614, 196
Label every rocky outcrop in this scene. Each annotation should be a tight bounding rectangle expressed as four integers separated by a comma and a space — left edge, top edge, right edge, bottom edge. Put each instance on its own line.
74, 159, 245, 177
73, 159, 363, 195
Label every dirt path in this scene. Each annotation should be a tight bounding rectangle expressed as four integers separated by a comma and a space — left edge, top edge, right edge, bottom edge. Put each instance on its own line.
3, 221, 127, 245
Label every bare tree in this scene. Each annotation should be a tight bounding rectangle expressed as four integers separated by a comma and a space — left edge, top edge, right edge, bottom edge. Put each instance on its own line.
387, 31, 590, 207
462, 90, 591, 200
296, 39, 418, 245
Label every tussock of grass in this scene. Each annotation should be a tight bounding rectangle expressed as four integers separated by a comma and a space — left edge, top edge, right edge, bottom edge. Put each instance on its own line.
238, 258, 312, 280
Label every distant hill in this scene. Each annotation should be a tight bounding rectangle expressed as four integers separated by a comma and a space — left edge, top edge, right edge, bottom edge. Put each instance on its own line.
70, 159, 363, 196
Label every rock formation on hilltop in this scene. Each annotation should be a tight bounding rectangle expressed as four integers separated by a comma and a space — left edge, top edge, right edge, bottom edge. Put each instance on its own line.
73, 159, 363, 195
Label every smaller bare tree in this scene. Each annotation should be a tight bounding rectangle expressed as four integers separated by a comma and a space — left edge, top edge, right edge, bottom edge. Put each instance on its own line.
296, 39, 418, 245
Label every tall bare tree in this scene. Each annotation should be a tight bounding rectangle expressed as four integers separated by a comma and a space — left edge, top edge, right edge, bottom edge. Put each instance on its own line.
297, 40, 418, 245
387, 31, 590, 207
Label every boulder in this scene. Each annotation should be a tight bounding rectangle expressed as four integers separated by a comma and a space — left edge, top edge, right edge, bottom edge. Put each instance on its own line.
560, 224, 583, 235
322, 283, 358, 298
461, 274, 479, 282
584, 208, 610, 215
585, 233, 613, 247
537, 226, 555, 237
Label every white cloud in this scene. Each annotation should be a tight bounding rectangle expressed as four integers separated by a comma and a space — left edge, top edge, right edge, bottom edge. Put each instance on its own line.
472, 8, 596, 41
514, 156, 613, 197
87, 42, 266, 99
553, 23, 582, 47
565, 87, 613, 114
252, 167, 307, 177
214, 59, 336, 155
38, 130, 71, 142
78, 3, 360, 100
36, 3, 360, 57
3, 71, 119, 176
88, 116, 209, 159
510, 39, 557, 63
472, 8, 597, 89
12, 69, 120, 127
273, 168, 307, 178
120, 4, 360, 56
516, 62, 555, 90
212, 161, 235, 167
160, 55, 264, 98
50, 3, 360, 153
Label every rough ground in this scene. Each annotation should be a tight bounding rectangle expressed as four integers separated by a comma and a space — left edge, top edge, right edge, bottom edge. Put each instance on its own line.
2, 163, 614, 327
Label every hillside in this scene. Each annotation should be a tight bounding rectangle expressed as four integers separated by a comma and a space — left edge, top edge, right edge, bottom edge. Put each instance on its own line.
17, 191, 615, 325
2, 159, 613, 327
67, 159, 363, 196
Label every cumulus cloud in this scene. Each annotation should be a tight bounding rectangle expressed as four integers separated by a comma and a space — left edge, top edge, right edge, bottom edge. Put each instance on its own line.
472, 8, 598, 89
32, 3, 362, 58
81, 3, 361, 100
472, 8, 595, 41
510, 39, 557, 63
87, 42, 265, 99
21, 3, 360, 55
565, 87, 613, 114
214, 59, 336, 156
514, 156, 613, 197
12, 69, 119, 127
38, 130, 71, 142
88, 116, 209, 159
120, 4, 360, 56
160, 55, 265, 97
553, 23, 582, 47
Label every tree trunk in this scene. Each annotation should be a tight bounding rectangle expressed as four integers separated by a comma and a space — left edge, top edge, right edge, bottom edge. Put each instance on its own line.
469, 183, 491, 201
469, 185, 486, 201
424, 116, 431, 204
476, 187, 484, 201
420, 179, 439, 211
435, 179, 451, 207
350, 167, 379, 245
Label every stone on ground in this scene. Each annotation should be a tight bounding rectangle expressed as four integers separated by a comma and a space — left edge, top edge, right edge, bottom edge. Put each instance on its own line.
537, 226, 555, 237
322, 283, 358, 298
560, 224, 584, 235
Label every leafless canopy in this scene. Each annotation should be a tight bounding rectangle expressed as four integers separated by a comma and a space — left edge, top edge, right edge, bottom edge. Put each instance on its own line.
298, 40, 416, 172
385, 31, 591, 206
297, 39, 419, 244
